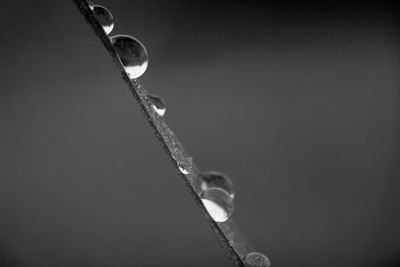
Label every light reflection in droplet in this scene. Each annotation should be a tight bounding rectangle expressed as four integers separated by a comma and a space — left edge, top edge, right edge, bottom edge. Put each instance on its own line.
201, 187, 234, 223
111, 35, 148, 79
201, 171, 234, 199
89, 4, 114, 35
148, 95, 166, 116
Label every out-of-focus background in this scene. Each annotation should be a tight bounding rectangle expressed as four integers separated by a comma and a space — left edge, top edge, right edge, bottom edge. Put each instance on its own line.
1, 1, 399, 266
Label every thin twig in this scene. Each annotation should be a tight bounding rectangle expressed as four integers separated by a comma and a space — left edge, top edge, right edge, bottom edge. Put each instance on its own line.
72, 1, 255, 266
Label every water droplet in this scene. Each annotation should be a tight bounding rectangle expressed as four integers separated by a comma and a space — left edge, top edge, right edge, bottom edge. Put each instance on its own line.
201, 171, 234, 199
201, 188, 234, 223
178, 157, 192, 175
111, 35, 148, 79
148, 95, 166, 116
89, 4, 114, 35
244, 252, 270, 267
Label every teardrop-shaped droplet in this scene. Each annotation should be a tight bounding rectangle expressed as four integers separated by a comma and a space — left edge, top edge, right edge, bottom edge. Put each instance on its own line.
149, 95, 166, 116
201, 171, 234, 199
178, 157, 192, 175
244, 252, 270, 267
89, 4, 114, 35
201, 188, 234, 223
111, 35, 148, 79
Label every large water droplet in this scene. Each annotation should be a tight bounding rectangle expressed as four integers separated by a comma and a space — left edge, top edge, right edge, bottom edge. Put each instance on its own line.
201, 188, 234, 223
89, 4, 114, 35
148, 95, 166, 116
201, 171, 234, 199
244, 252, 270, 267
111, 35, 148, 79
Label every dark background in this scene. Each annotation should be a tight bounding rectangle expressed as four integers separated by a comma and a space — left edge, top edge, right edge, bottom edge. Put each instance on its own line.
1, 1, 399, 266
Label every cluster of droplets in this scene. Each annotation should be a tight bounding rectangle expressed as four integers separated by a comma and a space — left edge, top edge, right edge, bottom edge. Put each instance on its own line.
89, 3, 163, 118
89, 2, 269, 266
89, 3, 149, 80
198, 171, 270, 266
88, 4, 234, 225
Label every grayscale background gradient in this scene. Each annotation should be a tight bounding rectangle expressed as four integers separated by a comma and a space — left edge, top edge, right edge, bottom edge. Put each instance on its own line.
0, 1, 399, 266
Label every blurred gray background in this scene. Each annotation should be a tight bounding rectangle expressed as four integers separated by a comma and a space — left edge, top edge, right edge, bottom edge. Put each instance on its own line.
0, 1, 399, 266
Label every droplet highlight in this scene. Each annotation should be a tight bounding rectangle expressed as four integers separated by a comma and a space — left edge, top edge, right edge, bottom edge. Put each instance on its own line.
178, 157, 192, 175
89, 4, 114, 35
244, 252, 270, 267
149, 95, 166, 116
111, 35, 149, 79
201, 171, 234, 199
201, 188, 234, 223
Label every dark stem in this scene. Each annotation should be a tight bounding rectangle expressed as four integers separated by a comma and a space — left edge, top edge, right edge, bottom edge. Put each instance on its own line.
72, 1, 255, 266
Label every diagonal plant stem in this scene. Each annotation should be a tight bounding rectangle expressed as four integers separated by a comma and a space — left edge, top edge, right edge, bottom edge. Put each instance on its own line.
73, 1, 256, 266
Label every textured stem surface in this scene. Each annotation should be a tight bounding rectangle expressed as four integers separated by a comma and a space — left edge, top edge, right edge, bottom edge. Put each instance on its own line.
72, 1, 255, 266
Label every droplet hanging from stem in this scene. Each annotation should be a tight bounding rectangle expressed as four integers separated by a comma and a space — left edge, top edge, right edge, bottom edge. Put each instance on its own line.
111, 35, 148, 79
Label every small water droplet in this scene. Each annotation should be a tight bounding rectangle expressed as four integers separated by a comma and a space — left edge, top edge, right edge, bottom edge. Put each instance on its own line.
89, 4, 114, 35
178, 157, 192, 175
201, 171, 234, 199
244, 252, 270, 267
148, 95, 166, 116
111, 35, 148, 79
201, 188, 234, 223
